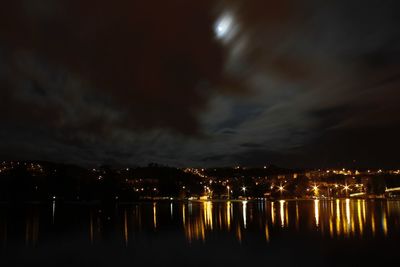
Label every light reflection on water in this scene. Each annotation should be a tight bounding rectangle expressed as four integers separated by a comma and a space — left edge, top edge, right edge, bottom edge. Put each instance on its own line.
179, 199, 400, 243
0, 199, 400, 246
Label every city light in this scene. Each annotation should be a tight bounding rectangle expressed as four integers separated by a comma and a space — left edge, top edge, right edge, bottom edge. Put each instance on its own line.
343, 184, 350, 192
277, 184, 285, 195
1, 160, 399, 203
311, 183, 319, 197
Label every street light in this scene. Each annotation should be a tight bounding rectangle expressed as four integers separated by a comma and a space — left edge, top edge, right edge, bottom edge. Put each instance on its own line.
278, 184, 285, 197
227, 186, 230, 200
242, 186, 246, 199
342, 184, 351, 196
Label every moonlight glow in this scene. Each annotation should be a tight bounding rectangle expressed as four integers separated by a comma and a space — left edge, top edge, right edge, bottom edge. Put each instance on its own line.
214, 13, 235, 40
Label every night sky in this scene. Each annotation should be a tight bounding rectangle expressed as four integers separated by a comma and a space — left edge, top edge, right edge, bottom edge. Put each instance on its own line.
0, 0, 399, 168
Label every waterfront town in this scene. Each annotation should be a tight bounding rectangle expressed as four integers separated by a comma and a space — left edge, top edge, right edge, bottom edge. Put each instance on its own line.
1, 160, 399, 202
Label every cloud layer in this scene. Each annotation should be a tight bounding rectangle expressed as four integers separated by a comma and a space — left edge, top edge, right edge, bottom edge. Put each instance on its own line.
0, 0, 400, 168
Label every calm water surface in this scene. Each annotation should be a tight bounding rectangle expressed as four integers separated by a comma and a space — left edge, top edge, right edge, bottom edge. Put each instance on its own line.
0, 199, 399, 266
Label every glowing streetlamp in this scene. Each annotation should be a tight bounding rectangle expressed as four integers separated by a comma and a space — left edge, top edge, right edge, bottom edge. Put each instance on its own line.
278, 183, 285, 197
242, 186, 247, 199
342, 184, 351, 197
227, 186, 230, 200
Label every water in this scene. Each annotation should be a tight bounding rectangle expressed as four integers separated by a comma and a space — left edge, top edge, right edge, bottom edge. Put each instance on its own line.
0, 199, 399, 266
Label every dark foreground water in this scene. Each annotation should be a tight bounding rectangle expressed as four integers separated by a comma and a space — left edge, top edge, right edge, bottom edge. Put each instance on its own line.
0, 199, 399, 266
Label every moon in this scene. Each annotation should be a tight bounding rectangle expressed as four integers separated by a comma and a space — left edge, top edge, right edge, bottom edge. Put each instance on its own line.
214, 13, 235, 41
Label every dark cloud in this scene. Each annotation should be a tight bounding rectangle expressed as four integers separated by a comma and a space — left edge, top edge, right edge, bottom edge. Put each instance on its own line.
0, 0, 231, 134
0, 0, 399, 167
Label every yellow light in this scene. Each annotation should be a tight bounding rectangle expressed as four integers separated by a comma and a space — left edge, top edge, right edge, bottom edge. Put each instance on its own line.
153, 202, 157, 229
382, 211, 388, 236
226, 201, 231, 230
124, 211, 128, 246
242, 200, 247, 229
314, 199, 320, 227
204, 201, 213, 230
265, 223, 270, 242
345, 198, 351, 229
357, 200, 363, 236
279, 200, 285, 227
182, 204, 186, 228
342, 184, 351, 194
271, 202, 275, 225
371, 210, 376, 237
336, 199, 341, 236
